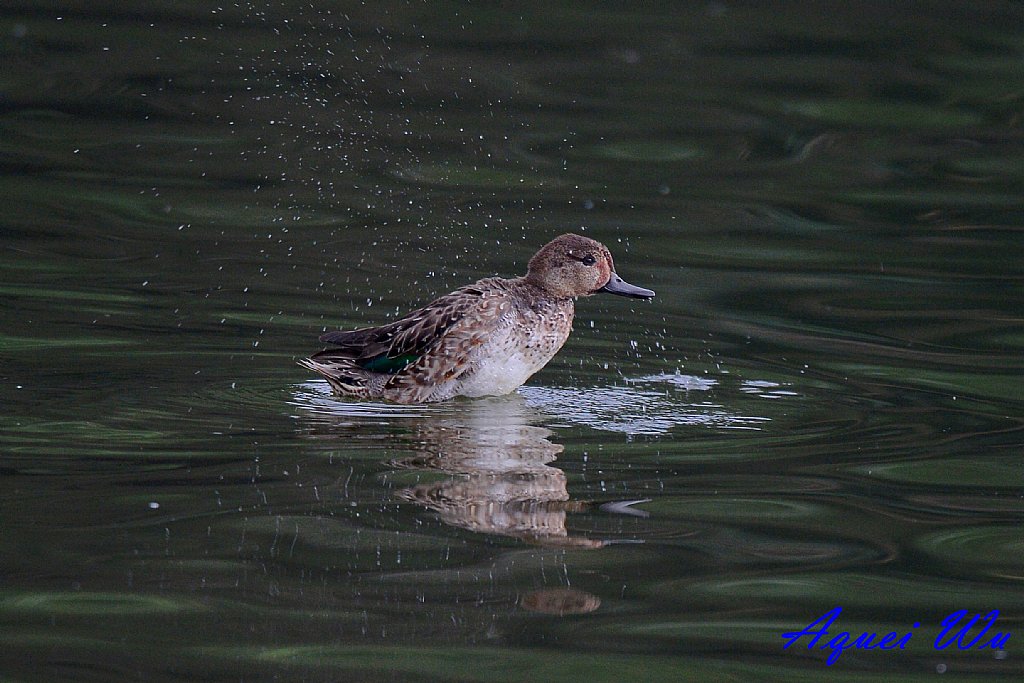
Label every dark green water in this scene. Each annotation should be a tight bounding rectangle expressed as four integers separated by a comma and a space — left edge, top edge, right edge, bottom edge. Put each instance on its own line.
2, 2, 1023, 681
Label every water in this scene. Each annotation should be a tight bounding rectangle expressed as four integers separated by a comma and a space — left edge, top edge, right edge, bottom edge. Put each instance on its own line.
2, 2, 1023, 681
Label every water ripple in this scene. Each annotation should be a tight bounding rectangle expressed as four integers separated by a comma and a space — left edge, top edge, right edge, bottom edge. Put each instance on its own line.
522, 375, 775, 436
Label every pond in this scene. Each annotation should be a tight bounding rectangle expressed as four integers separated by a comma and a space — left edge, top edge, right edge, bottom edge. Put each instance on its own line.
2, 2, 1023, 681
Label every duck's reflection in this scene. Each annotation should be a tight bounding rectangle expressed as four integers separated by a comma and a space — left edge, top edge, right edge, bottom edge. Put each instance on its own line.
293, 384, 605, 548
389, 396, 605, 548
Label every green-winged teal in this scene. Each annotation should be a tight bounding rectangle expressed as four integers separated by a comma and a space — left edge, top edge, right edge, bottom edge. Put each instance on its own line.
300, 233, 654, 403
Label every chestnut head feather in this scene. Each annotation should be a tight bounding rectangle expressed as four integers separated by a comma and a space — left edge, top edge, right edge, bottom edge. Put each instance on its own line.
525, 233, 654, 300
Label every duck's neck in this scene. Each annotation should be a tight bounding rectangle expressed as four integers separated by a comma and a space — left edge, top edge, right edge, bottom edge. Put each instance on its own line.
518, 274, 573, 302
513, 276, 574, 305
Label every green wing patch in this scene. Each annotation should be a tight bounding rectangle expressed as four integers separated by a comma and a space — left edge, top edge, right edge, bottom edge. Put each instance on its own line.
359, 353, 420, 374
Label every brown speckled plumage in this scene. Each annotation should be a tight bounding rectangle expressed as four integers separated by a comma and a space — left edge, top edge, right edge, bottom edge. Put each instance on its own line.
299, 233, 654, 403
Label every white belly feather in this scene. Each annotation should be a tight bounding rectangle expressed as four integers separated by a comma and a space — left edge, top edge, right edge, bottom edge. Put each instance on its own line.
456, 313, 571, 397
458, 349, 549, 397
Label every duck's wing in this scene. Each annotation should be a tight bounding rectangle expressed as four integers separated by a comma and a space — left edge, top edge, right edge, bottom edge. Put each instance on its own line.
315, 281, 508, 375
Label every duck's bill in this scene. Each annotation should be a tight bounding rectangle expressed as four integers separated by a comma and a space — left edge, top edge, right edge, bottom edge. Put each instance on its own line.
599, 273, 655, 299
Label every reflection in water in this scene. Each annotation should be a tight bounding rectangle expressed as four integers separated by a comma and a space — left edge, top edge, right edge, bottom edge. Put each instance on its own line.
291, 374, 784, 546
519, 587, 601, 615
293, 385, 607, 547
389, 399, 604, 549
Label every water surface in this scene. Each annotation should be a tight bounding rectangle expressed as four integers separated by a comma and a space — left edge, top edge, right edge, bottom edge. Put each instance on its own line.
2, 2, 1023, 681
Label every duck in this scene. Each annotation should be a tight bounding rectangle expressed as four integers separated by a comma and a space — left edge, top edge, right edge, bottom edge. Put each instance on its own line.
299, 233, 654, 403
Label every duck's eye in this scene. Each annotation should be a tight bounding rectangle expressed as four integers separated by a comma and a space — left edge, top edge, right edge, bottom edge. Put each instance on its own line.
582, 254, 597, 266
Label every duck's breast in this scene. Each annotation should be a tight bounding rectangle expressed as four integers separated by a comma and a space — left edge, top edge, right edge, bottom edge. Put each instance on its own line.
457, 301, 573, 397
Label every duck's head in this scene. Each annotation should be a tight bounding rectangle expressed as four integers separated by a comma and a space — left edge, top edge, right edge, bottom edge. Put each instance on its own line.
525, 233, 655, 300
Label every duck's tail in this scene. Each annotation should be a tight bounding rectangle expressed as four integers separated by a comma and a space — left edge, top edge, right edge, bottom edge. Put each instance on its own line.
297, 354, 371, 398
